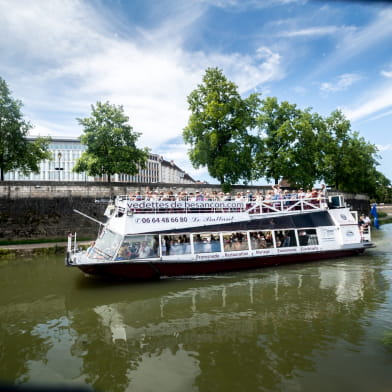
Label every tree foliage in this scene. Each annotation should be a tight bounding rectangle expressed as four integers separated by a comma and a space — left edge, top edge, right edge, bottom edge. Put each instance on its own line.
183, 69, 389, 199
74, 101, 149, 183
318, 110, 382, 195
0, 77, 51, 181
256, 97, 322, 188
183, 67, 260, 191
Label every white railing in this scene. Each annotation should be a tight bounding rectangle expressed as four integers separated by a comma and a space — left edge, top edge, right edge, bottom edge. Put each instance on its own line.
115, 195, 328, 216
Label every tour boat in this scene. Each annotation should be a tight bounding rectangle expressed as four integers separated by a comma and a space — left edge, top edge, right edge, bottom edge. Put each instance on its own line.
65, 193, 373, 280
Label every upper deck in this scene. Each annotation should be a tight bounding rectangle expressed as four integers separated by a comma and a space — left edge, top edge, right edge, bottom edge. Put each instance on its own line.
110, 194, 329, 218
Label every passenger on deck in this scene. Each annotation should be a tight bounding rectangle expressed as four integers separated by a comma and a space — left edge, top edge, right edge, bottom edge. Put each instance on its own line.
298, 231, 309, 246
358, 215, 366, 240
195, 191, 204, 201
297, 188, 305, 199
116, 245, 130, 260
319, 184, 327, 201
138, 241, 151, 258
255, 191, 263, 202
86, 241, 95, 255
282, 232, 291, 247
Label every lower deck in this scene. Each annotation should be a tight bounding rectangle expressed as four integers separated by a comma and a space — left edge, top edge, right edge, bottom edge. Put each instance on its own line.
68, 220, 368, 268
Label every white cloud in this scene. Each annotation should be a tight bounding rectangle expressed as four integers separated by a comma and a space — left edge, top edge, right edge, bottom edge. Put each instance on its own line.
327, 9, 392, 66
0, 0, 284, 153
320, 73, 362, 93
376, 144, 392, 152
278, 25, 355, 38
343, 83, 392, 121
381, 69, 392, 78
342, 8, 392, 54
204, 0, 307, 9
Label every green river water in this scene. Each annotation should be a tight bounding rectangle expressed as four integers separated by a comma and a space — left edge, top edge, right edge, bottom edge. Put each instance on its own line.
1, 225, 392, 392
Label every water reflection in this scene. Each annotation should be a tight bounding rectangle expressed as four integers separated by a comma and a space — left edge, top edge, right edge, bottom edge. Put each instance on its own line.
0, 230, 391, 391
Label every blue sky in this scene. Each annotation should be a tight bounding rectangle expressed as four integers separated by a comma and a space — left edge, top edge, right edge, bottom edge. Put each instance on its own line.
1, 0, 391, 184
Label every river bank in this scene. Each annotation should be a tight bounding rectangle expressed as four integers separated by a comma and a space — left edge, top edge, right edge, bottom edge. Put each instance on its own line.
0, 241, 90, 259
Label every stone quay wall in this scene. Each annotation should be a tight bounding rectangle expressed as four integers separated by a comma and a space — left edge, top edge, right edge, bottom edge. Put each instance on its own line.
0, 181, 370, 241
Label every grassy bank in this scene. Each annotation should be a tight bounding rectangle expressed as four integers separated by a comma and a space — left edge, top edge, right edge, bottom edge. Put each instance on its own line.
0, 245, 67, 260
0, 238, 93, 246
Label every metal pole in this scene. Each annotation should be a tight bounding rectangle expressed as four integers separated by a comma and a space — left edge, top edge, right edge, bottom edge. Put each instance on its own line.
58, 152, 62, 181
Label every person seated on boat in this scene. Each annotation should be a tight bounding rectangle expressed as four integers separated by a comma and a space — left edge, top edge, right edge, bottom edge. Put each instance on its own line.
275, 231, 283, 247
304, 189, 312, 200
195, 191, 204, 201
272, 185, 281, 200
310, 188, 319, 205
163, 235, 171, 255
282, 190, 291, 207
232, 237, 242, 251
235, 192, 244, 201
253, 233, 267, 249
364, 214, 371, 227
263, 190, 273, 212
129, 243, 140, 258
297, 188, 305, 199
358, 214, 367, 240
317, 184, 327, 202
115, 245, 130, 260
282, 231, 291, 247
152, 236, 159, 256
210, 234, 221, 252
254, 191, 263, 202
86, 241, 95, 255
151, 191, 160, 201
194, 234, 204, 253
298, 231, 309, 246
139, 241, 151, 258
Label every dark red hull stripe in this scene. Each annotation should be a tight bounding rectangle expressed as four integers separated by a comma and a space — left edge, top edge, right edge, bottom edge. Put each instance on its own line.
78, 248, 364, 280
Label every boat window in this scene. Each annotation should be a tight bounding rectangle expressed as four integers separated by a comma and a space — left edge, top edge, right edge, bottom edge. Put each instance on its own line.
274, 230, 298, 247
223, 232, 249, 251
193, 233, 221, 253
162, 234, 191, 256
249, 231, 274, 249
92, 229, 122, 260
117, 234, 159, 259
298, 229, 318, 246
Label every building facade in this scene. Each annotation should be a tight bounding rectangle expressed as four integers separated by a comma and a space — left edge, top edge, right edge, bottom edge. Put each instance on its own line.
5, 137, 195, 184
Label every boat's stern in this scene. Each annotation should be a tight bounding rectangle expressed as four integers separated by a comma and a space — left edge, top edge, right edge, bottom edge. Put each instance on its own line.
65, 232, 84, 266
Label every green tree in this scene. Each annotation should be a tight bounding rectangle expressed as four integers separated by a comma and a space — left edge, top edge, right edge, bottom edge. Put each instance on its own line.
74, 101, 149, 183
256, 97, 320, 187
320, 110, 381, 194
183, 67, 260, 191
272, 109, 323, 189
0, 77, 51, 181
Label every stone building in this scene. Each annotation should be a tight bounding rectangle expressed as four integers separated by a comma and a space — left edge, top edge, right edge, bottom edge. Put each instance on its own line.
4, 136, 195, 184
